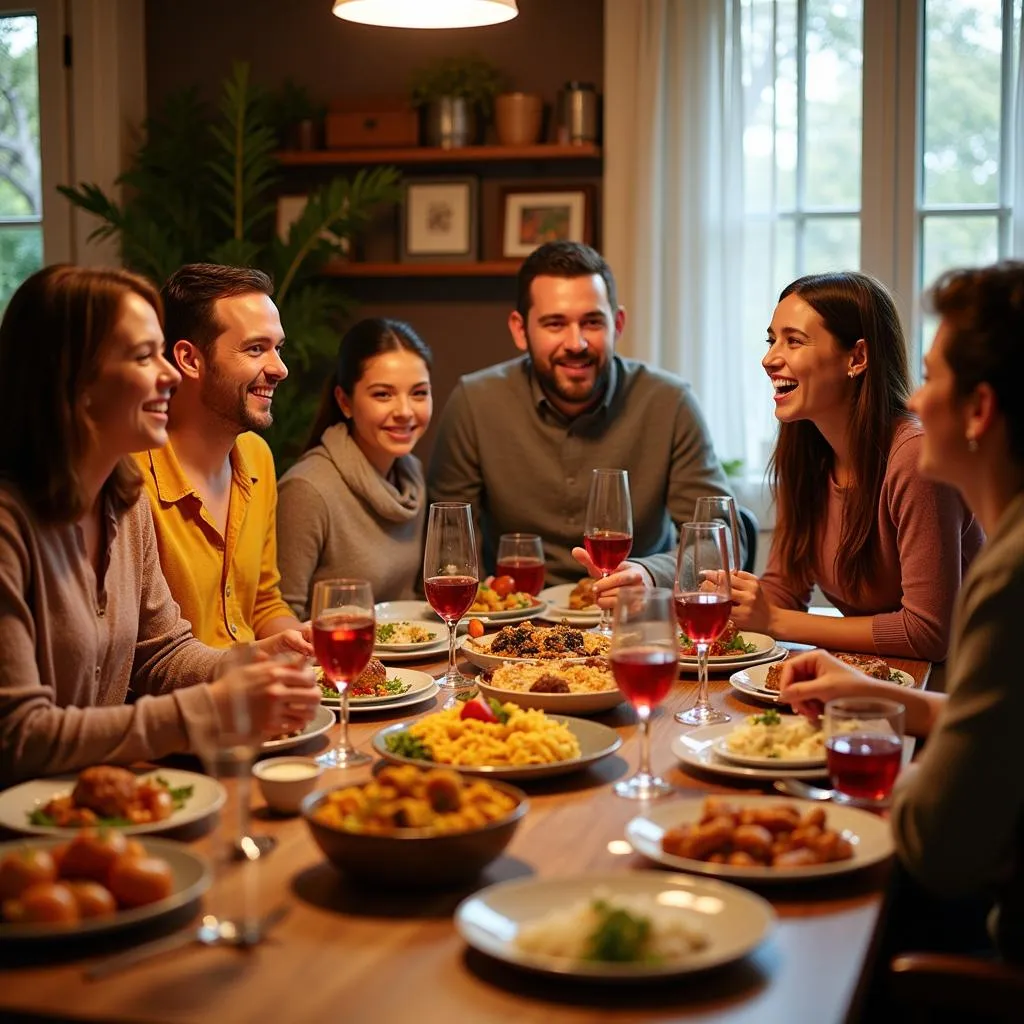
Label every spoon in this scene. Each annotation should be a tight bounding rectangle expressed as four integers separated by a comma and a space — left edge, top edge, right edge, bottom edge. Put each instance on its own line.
773, 778, 835, 801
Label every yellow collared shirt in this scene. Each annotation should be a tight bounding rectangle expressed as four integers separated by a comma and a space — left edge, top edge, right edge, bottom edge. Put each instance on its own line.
134, 433, 294, 648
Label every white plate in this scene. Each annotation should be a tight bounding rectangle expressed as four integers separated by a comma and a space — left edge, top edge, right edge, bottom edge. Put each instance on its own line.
374, 639, 450, 663
467, 603, 548, 625
372, 714, 621, 780
537, 583, 601, 623
455, 871, 775, 980
672, 724, 828, 781
261, 704, 335, 753
0, 768, 227, 838
349, 681, 440, 715
679, 631, 776, 663
321, 667, 436, 707
375, 600, 467, 633
0, 836, 211, 942
373, 619, 447, 653
729, 662, 917, 705
626, 795, 894, 882
477, 676, 623, 715
710, 714, 825, 769
459, 631, 609, 674
679, 645, 788, 675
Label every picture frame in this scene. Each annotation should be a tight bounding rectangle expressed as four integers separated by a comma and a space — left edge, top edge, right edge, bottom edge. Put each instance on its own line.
500, 186, 592, 259
400, 177, 478, 262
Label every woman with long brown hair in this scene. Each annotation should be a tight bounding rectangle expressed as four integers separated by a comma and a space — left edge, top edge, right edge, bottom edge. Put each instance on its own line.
729, 271, 982, 660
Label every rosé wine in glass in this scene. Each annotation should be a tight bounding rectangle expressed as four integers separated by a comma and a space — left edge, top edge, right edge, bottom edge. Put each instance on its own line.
584, 470, 633, 635
611, 647, 677, 712
312, 614, 374, 682
674, 593, 734, 643
494, 557, 546, 596
424, 575, 478, 621
584, 530, 634, 575
824, 698, 905, 805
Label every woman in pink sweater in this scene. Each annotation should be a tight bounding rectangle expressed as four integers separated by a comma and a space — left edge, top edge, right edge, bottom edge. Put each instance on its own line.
729, 272, 982, 661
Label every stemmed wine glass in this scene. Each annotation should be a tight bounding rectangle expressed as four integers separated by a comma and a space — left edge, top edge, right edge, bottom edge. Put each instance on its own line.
423, 502, 479, 691
495, 532, 546, 595
311, 578, 374, 768
610, 587, 678, 800
674, 522, 732, 726
584, 468, 633, 635
694, 495, 742, 574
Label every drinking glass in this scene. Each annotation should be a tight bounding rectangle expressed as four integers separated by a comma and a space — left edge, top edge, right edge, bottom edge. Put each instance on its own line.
495, 532, 546, 595
674, 521, 732, 726
824, 698, 905, 806
423, 502, 479, 691
311, 578, 374, 768
610, 587, 678, 800
583, 468, 633, 635
694, 495, 742, 574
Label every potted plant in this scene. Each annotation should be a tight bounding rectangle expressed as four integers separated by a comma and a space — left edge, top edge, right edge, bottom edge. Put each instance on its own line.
58, 62, 401, 470
410, 54, 504, 148
266, 77, 327, 151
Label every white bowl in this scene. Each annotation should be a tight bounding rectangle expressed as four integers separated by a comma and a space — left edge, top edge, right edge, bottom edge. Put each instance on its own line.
253, 757, 325, 816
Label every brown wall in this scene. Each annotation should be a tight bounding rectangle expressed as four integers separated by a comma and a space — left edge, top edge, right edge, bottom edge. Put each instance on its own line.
144, 0, 605, 464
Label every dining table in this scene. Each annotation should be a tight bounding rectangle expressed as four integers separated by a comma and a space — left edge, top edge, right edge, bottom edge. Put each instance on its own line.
0, 636, 930, 1024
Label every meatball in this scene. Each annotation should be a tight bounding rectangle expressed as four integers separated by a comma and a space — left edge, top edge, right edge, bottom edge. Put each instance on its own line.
71, 766, 138, 819
529, 675, 571, 694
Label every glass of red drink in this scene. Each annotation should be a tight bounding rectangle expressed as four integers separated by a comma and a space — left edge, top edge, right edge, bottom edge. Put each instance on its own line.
610, 586, 678, 799
824, 698, 905, 806
674, 521, 732, 726
423, 502, 479, 693
311, 578, 375, 768
583, 468, 633, 635
495, 533, 546, 595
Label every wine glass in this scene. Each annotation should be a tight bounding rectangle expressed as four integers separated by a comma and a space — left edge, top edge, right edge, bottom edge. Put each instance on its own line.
311, 578, 374, 768
423, 502, 479, 691
694, 495, 742, 574
495, 532, 546, 595
610, 587, 678, 800
583, 468, 633, 635
674, 522, 732, 726
824, 697, 905, 806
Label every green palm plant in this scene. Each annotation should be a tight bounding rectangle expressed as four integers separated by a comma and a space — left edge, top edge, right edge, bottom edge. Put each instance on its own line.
59, 62, 401, 469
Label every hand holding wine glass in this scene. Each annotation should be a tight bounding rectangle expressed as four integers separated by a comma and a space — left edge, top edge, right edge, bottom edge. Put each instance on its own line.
311, 578, 374, 768
674, 521, 732, 726
423, 502, 479, 691
584, 468, 633, 635
610, 587, 678, 800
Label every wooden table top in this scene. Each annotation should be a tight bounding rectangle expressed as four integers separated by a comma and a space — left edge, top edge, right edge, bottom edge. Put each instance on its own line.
0, 644, 930, 1024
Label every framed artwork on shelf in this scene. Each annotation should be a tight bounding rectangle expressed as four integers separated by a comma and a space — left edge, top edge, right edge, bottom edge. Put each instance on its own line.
276, 195, 350, 256
400, 177, 478, 262
500, 186, 592, 258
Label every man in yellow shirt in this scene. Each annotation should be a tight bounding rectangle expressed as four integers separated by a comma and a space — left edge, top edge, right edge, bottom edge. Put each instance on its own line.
134, 264, 310, 654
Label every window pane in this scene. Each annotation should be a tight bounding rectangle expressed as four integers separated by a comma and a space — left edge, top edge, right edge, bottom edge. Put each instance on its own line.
921, 214, 999, 289
922, 0, 1005, 206
803, 215, 860, 273
0, 224, 42, 309
804, 0, 863, 208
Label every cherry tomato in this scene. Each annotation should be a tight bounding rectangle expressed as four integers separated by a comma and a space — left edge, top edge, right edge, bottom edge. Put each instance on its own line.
107, 855, 174, 908
490, 575, 516, 599
60, 828, 128, 883
467, 618, 485, 639
5, 882, 79, 924
459, 696, 498, 724
67, 880, 117, 919
0, 847, 58, 901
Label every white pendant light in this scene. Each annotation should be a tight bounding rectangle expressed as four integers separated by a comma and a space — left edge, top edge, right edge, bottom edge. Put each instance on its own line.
332, 0, 518, 30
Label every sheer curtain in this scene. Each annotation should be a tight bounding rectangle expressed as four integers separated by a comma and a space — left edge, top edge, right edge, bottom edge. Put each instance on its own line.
1015, 5, 1024, 255
604, 0, 775, 485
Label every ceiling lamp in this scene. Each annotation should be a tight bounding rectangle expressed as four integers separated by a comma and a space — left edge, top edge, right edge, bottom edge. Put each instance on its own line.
332, 0, 518, 29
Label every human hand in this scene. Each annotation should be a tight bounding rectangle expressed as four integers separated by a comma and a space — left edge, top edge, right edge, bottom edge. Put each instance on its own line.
777, 650, 875, 721
571, 548, 653, 608
254, 628, 314, 660
724, 570, 776, 632
210, 658, 320, 740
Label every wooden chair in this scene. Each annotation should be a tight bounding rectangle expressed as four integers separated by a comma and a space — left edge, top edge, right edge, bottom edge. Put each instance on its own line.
887, 952, 1024, 1021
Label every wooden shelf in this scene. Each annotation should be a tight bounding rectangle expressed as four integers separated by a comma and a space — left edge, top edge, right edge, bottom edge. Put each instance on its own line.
277, 143, 601, 166
322, 261, 519, 278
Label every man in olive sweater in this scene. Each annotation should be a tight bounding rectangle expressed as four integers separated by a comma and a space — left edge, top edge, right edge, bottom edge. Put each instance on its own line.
427, 242, 739, 594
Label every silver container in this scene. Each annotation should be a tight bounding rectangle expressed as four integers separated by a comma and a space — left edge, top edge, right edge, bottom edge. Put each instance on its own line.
557, 81, 598, 144
423, 96, 477, 149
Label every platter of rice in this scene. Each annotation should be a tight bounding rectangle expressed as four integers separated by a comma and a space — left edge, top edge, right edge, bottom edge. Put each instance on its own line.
476, 659, 623, 714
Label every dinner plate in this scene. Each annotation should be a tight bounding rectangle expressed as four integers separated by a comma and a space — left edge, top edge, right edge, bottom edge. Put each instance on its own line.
261, 704, 335, 753
348, 681, 441, 715
373, 639, 450, 663
709, 714, 826, 769
0, 768, 227, 838
679, 645, 788, 675
729, 662, 917, 705
0, 836, 211, 942
537, 583, 601, 624
375, 600, 467, 633
459, 631, 609, 674
476, 676, 623, 715
671, 724, 828, 781
467, 603, 548, 625
371, 714, 622, 781
626, 795, 894, 882
679, 632, 776, 663
373, 619, 447, 653
321, 667, 436, 708
454, 871, 775, 980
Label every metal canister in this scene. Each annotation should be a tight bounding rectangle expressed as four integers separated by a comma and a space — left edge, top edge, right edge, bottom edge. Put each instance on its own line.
557, 81, 598, 144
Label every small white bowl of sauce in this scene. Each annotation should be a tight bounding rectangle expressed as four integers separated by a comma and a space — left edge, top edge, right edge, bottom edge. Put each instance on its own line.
253, 757, 325, 815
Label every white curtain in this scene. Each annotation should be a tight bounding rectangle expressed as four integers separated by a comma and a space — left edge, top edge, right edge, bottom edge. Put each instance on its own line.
603, 0, 774, 474
1014, 3, 1024, 256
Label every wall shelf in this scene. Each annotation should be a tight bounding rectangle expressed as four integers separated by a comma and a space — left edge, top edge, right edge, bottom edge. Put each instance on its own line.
322, 261, 519, 278
277, 143, 601, 166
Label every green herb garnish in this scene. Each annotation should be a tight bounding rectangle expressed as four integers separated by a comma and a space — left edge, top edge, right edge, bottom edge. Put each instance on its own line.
486, 697, 511, 725
375, 622, 396, 643
753, 709, 782, 727
384, 731, 433, 761
584, 900, 654, 963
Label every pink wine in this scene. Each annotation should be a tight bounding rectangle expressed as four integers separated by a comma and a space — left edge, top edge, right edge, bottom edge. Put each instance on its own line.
495, 556, 546, 596
313, 614, 375, 684
826, 733, 902, 801
674, 593, 733, 644
424, 575, 478, 621
611, 647, 677, 712
584, 530, 633, 574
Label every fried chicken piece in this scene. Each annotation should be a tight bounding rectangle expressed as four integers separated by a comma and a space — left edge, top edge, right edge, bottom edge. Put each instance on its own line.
354, 657, 387, 689
71, 766, 138, 819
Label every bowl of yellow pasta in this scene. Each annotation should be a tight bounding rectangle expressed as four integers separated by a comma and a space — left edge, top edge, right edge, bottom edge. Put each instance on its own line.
300, 764, 528, 886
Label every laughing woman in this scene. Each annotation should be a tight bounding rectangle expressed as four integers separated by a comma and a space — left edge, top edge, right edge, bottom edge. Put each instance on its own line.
0, 266, 319, 786
277, 318, 433, 617
729, 272, 982, 661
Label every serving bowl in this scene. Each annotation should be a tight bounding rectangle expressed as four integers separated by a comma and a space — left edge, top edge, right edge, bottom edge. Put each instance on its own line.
300, 779, 528, 887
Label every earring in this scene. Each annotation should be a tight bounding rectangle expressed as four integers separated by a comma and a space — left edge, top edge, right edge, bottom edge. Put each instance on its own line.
847, 370, 856, 379
967, 435, 979, 453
